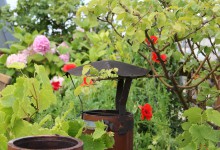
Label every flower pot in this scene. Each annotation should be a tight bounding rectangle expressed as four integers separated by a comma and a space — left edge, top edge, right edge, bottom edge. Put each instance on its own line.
82, 110, 133, 150
8, 135, 83, 150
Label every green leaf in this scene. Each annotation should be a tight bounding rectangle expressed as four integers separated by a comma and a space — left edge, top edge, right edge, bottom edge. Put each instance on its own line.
112, 7, 125, 14
80, 134, 106, 150
7, 62, 26, 69
29, 54, 45, 62
92, 121, 107, 139
189, 124, 220, 144
181, 122, 191, 131
176, 131, 192, 147
157, 13, 166, 28
183, 107, 203, 124
0, 134, 7, 150
101, 133, 114, 149
173, 22, 184, 33
82, 65, 91, 75
74, 86, 82, 96
68, 120, 85, 137
39, 115, 52, 127
205, 109, 220, 127
134, 30, 145, 43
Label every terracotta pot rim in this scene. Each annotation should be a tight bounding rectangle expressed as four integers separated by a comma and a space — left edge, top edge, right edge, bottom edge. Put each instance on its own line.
8, 135, 83, 150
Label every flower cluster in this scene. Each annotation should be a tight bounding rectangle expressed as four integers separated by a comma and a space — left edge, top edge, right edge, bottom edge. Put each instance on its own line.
6, 53, 28, 68
139, 103, 153, 121
145, 35, 167, 63
33, 35, 50, 55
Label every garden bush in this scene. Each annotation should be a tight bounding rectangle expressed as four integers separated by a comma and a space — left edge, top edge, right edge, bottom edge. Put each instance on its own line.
0, 0, 220, 149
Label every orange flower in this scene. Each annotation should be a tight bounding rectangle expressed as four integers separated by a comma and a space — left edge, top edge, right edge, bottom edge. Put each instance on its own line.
138, 103, 153, 121
152, 52, 167, 63
62, 64, 77, 72
81, 77, 93, 86
145, 36, 158, 46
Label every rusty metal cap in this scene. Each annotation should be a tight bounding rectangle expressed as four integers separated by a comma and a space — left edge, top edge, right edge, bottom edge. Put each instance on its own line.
68, 60, 148, 78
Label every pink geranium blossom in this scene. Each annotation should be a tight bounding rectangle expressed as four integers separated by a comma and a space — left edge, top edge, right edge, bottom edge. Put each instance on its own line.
33, 35, 50, 55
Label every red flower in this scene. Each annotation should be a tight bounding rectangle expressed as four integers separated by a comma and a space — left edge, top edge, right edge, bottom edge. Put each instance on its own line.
51, 81, 61, 91
152, 52, 167, 63
138, 103, 153, 121
62, 64, 77, 72
81, 77, 93, 86
145, 36, 158, 46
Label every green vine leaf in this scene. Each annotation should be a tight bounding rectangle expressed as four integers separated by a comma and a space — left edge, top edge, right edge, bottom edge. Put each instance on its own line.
205, 109, 220, 127
183, 107, 204, 124
80, 134, 106, 150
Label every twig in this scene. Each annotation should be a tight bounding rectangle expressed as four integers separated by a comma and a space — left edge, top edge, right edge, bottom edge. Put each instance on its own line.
138, 51, 173, 89
170, 74, 188, 110
178, 64, 220, 89
185, 52, 210, 86
173, 53, 193, 76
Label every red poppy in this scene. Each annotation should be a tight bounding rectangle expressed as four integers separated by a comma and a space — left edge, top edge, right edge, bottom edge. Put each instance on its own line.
62, 64, 77, 72
138, 103, 153, 121
152, 52, 167, 63
51, 81, 61, 91
145, 36, 158, 46
81, 77, 93, 86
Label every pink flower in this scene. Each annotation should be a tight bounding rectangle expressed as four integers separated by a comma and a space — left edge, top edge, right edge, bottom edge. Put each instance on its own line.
58, 42, 69, 48
50, 76, 64, 86
59, 53, 70, 63
33, 35, 50, 55
21, 45, 35, 57
6, 53, 28, 67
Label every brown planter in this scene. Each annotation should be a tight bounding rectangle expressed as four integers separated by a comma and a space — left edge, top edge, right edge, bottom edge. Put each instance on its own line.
83, 110, 133, 150
8, 135, 83, 150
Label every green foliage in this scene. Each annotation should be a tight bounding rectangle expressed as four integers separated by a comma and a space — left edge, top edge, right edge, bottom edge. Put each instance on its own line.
177, 107, 220, 149
0, 65, 114, 150
0, 0, 81, 42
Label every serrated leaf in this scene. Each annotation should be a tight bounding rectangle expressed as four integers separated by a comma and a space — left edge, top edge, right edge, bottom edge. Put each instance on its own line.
189, 124, 220, 144
102, 133, 114, 148
92, 128, 106, 140
181, 122, 191, 131
68, 120, 84, 137
92, 121, 106, 139
183, 107, 203, 123
206, 109, 220, 127
80, 134, 106, 150
176, 131, 192, 147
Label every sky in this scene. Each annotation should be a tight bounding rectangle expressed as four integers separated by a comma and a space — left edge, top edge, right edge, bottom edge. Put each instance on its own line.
6, 0, 17, 9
